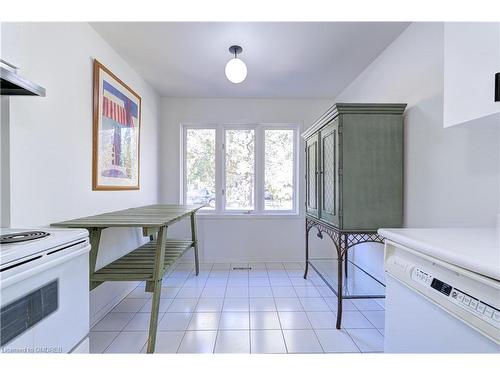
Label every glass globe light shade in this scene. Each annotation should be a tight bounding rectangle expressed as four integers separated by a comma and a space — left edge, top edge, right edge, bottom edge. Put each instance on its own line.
225, 58, 247, 84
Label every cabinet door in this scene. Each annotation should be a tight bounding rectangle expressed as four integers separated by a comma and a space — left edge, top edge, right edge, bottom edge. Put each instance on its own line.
443, 22, 500, 127
305, 135, 319, 217
319, 119, 340, 226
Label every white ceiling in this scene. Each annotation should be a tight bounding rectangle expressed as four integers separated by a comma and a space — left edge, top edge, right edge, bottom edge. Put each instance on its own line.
91, 22, 409, 98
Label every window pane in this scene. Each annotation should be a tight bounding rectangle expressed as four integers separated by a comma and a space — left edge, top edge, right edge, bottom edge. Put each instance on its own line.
225, 129, 255, 210
186, 129, 216, 209
265, 129, 294, 210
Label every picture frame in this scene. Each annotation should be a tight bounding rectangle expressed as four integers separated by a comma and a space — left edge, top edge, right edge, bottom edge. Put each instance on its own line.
92, 59, 141, 190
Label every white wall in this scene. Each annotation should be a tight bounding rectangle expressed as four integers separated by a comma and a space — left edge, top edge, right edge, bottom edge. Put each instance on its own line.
334, 22, 500, 279
1, 97, 10, 227
159, 97, 331, 262
1, 22, 161, 322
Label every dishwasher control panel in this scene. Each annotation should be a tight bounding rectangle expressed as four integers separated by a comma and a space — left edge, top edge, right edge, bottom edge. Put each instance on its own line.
385, 242, 500, 344
411, 267, 500, 329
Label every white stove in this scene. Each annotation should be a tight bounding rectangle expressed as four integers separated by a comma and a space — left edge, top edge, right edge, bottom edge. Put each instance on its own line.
1, 228, 91, 353
1, 228, 89, 265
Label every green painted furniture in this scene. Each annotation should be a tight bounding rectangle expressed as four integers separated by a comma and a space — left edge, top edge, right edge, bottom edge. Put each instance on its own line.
51, 204, 204, 353
302, 103, 406, 328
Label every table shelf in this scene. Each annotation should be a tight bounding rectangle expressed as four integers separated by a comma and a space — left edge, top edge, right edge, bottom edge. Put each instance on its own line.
92, 239, 193, 282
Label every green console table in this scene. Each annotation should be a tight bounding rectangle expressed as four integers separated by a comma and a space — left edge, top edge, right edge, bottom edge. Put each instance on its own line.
52, 204, 204, 353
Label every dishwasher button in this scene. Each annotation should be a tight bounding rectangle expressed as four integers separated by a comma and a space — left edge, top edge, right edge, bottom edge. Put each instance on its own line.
469, 299, 478, 309
476, 303, 486, 314
462, 296, 471, 306
484, 306, 494, 318
493, 311, 500, 323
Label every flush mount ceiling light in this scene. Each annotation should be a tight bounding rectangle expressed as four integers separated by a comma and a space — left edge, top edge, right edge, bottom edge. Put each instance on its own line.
225, 45, 247, 84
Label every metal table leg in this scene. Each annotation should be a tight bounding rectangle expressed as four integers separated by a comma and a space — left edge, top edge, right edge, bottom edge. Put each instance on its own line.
191, 212, 200, 276
336, 235, 344, 329
304, 219, 310, 279
344, 235, 349, 278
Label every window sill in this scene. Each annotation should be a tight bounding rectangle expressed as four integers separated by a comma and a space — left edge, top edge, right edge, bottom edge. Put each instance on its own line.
195, 212, 302, 220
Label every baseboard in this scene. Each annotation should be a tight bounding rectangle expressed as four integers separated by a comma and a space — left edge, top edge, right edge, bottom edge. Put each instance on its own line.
201, 259, 304, 264
177, 245, 305, 265
90, 280, 140, 327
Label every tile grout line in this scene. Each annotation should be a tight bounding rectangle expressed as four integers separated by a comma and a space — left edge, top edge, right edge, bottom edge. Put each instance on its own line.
300, 263, 343, 354
212, 262, 229, 353
175, 262, 211, 353
254, 263, 272, 353
348, 305, 384, 353
247, 262, 252, 353
250, 263, 269, 353
142, 263, 187, 353
101, 289, 152, 353
344, 328, 365, 353
177, 265, 203, 353
295, 281, 326, 354
355, 305, 385, 326
142, 262, 194, 353
311, 327, 359, 354
111, 285, 160, 352
273, 262, 289, 354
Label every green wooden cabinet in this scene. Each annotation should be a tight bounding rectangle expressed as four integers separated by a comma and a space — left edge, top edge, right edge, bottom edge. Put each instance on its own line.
302, 103, 406, 231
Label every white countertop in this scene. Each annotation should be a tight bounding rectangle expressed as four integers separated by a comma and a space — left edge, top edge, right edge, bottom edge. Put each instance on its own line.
378, 228, 500, 281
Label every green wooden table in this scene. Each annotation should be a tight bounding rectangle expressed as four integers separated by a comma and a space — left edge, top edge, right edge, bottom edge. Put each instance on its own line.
51, 204, 204, 353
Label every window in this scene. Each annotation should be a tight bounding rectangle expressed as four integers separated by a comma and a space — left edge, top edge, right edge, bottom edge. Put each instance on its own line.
185, 128, 216, 209
225, 129, 255, 210
264, 129, 294, 210
182, 124, 297, 214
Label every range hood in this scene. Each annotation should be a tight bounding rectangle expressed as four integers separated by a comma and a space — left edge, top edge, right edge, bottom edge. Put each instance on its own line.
0, 60, 46, 97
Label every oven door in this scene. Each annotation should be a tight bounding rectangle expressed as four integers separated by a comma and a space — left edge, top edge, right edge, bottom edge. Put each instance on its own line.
1, 240, 90, 354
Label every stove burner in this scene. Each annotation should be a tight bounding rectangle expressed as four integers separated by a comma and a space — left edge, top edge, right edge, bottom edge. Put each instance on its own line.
0, 231, 50, 244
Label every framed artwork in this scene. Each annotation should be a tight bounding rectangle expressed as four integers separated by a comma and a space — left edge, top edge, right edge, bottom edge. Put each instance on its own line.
93, 59, 141, 190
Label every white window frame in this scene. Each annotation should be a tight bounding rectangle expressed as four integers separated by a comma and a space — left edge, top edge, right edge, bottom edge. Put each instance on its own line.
181, 123, 299, 216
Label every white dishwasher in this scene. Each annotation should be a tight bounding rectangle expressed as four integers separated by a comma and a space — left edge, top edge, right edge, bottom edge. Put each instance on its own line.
379, 228, 499, 353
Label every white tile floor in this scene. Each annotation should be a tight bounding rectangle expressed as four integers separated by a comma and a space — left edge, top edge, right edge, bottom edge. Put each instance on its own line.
89, 262, 385, 354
